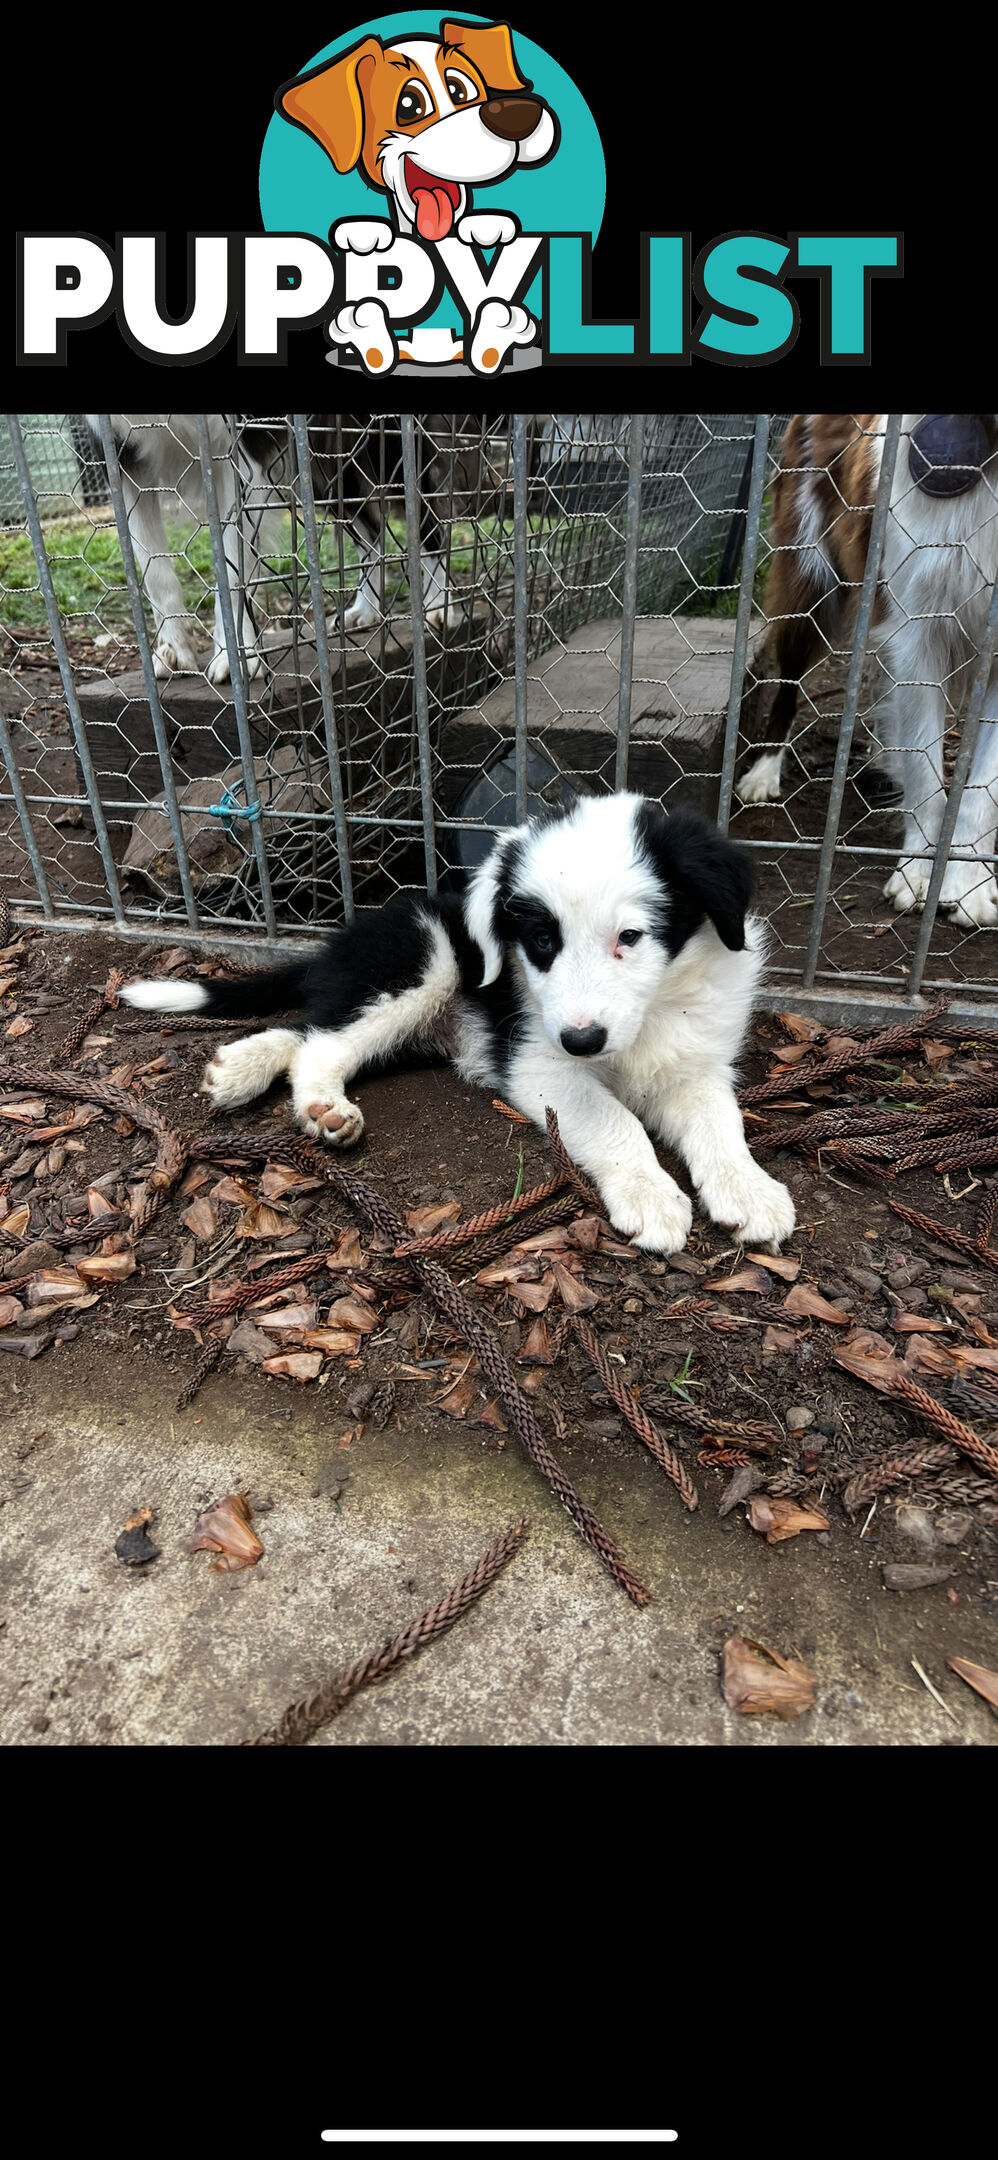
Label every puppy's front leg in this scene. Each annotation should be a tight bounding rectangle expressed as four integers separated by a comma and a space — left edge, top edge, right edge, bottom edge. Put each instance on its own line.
506, 1051, 693, 1254
648, 1071, 795, 1249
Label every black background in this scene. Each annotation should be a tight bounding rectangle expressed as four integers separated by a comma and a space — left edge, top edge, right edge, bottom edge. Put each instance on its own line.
5, 6, 985, 411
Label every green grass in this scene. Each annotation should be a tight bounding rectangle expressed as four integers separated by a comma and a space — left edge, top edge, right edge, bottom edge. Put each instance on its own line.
0, 506, 526, 635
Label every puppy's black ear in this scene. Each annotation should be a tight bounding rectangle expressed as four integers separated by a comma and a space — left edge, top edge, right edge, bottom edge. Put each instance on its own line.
636, 802, 753, 953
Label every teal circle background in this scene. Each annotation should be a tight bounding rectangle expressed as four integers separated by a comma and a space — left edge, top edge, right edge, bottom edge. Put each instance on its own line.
258, 14, 605, 333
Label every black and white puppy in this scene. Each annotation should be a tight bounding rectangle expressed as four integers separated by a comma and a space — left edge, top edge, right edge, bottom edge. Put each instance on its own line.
120, 793, 795, 1255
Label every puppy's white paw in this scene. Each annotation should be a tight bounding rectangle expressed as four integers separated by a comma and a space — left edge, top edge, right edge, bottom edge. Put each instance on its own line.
600, 1167, 693, 1255
939, 859, 998, 930
884, 859, 932, 913
699, 1163, 796, 1248
297, 1094, 365, 1148
202, 1037, 277, 1110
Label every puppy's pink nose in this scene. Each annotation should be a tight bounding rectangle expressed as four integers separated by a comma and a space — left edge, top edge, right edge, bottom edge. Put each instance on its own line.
481, 95, 544, 142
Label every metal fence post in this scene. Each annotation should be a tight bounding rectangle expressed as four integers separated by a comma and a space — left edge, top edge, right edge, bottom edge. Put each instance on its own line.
291, 414, 355, 923
96, 416, 201, 935
801, 412, 903, 991
194, 414, 277, 939
614, 414, 645, 792
400, 414, 438, 893
716, 412, 770, 833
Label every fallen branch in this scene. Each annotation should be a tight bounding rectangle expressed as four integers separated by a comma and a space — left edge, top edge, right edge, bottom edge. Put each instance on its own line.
563, 1313, 699, 1510
245, 1519, 529, 1746
392, 1174, 570, 1257
739, 1004, 950, 1106
0, 1059, 188, 1237
59, 968, 125, 1061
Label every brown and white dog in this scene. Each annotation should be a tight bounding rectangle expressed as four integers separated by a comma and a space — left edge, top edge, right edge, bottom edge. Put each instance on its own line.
276, 19, 558, 373
737, 414, 998, 930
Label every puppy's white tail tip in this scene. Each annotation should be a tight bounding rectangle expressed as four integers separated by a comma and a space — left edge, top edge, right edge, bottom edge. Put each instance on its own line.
120, 979, 207, 1013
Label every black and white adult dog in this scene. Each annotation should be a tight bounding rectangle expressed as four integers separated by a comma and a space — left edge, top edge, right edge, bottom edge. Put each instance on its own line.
120, 793, 795, 1255
85, 413, 507, 687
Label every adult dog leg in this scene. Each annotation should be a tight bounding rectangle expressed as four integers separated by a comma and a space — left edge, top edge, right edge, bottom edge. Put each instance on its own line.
505, 1048, 694, 1254
936, 661, 998, 929
205, 442, 267, 685
645, 1071, 795, 1248
121, 469, 203, 677
880, 625, 949, 913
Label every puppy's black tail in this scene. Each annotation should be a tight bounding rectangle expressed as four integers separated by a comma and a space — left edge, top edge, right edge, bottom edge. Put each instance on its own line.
119, 958, 312, 1022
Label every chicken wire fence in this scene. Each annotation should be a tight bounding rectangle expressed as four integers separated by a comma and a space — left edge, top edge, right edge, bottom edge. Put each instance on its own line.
2, 410, 997, 1027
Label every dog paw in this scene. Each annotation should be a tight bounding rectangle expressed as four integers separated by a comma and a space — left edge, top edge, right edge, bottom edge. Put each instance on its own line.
600, 1168, 693, 1255
339, 598, 381, 633
735, 752, 784, 805
205, 648, 265, 687
884, 860, 932, 913
201, 1038, 276, 1111
939, 861, 998, 930
298, 1095, 365, 1148
699, 1164, 796, 1249
153, 635, 202, 677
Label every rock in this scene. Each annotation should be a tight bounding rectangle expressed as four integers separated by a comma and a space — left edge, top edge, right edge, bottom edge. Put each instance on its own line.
785, 1406, 815, 1433
846, 1266, 883, 1296
225, 1320, 273, 1364
894, 1502, 937, 1550
881, 1563, 954, 1590
935, 1510, 974, 1546
3, 1241, 61, 1278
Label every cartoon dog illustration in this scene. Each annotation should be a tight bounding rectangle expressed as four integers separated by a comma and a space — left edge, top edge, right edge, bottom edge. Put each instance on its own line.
276, 18, 559, 373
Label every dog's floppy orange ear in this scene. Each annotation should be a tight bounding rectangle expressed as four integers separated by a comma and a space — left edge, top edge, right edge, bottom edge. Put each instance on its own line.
441, 18, 527, 92
277, 37, 382, 174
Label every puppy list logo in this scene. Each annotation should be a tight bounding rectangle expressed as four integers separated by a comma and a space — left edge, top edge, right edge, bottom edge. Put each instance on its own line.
15, 10, 902, 370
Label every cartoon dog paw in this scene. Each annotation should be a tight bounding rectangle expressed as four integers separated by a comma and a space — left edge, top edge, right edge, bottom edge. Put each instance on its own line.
455, 212, 518, 249
469, 299, 536, 375
328, 300, 398, 376
332, 219, 395, 256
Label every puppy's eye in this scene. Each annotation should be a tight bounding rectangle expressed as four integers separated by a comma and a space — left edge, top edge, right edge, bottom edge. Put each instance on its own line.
617, 929, 643, 947
397, 81, 433, 124
444, 69, 477, 106
532, 930, 554, 955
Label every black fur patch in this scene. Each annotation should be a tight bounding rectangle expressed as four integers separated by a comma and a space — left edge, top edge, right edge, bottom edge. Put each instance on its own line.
635, 803, 753, 955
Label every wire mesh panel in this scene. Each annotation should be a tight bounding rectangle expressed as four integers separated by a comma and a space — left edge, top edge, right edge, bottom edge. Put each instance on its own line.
2, 411, 996, 1023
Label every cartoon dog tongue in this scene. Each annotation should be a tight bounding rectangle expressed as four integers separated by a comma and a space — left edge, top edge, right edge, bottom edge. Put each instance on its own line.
405, 161, 460, 240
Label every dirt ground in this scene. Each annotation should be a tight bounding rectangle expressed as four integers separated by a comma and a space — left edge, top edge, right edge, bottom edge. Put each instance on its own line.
3, 922, 998, 1747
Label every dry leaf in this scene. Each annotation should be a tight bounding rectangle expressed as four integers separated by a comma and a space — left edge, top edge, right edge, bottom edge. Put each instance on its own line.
922, 1039, 955, 1068
770, 1041, 820, 1067
890, 1311, 951, 1334
509, 1276, 556, 1313
722, 1634, 818, 1720
833, 1327, 898, 1390
948, 1658, 998, 1709
550, 1260, 599, 1312
746, 1251, 801, 1281
75, 1250, 136, 1283
87, 1187, 118, 1219
235, 1200, 296, 1241
777, 1012, 825, 1043
5, 1203, 31, 1238
178, 1163, 216, 1199
468, 1398, 508, 1433
326, 1294, 379, 1334
209, 1175, 258, 1207
5, 1015, 33, 1038
27, 1266, 91, 1304
253, 1302, 318, 1332
327, 1227, 365, 1270
566, 1214, 602, 1252
762, 1325, 799, 1359
259, 1161, 323, 1200
404, 1201, 461, 1236
477, 1254, 541, 1286
0, 1097, 47, 1123
261, 1351, 324, 1382
519, 1318, 555, 1365
432, 1379, 478, 1419
0, 1295, 25, 1328
302, 1328, 362, 1357
190, 1491, 264, 1571
782, 1283, 851, 1325
709, 1264, 771, 1294
179, 1198, 218, 1242
746, 1494, 830, 1542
